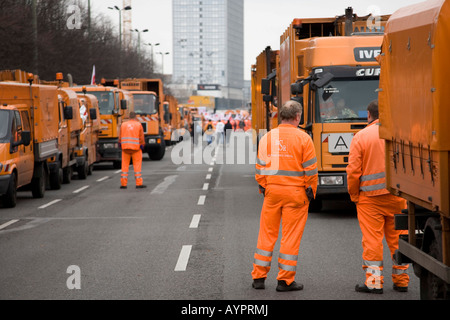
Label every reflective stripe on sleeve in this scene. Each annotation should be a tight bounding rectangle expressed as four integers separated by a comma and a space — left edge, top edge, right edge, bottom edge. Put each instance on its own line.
360, 183, 386, 192
360, 172, 385, 182
302, 157, 317, 168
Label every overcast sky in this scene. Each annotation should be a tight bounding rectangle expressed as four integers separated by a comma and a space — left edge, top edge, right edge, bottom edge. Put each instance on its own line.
90, 0, 425, 80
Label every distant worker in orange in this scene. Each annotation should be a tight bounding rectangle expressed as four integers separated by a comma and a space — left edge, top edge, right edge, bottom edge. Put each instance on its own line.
347, 100, 409, 294
119, 112, 146, 189
252, 100, 318, 292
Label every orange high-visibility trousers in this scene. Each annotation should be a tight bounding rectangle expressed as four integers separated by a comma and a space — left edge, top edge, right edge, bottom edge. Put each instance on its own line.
357, 194, 409, 289
252, 185, 309, 285
121, 149, 143, 187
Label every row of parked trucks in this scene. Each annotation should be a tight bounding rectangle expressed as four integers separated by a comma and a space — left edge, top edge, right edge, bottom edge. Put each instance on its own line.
0, 71, 183, 208
251, 0, 449, 299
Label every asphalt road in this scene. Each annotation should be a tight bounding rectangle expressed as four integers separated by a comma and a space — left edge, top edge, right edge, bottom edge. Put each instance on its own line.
0, 137, 420, 303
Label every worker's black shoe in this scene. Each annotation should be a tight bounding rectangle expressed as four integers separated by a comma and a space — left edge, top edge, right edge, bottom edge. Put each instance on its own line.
355, 284, 383, 294
136, 185, 147, 189
120, 186, 127, 189
252, 278, 265, 290
393, 285, 408, 292
276, 280, 303, 292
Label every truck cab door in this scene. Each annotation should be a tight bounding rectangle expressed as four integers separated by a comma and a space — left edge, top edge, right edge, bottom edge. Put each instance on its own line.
14, 111, 34, 186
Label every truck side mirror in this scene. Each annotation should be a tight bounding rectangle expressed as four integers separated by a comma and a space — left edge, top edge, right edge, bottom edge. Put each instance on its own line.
261, 79, 271, 95
64, 106, 73, 120
21, 131, 31, 146
89, 108, 97, 120
120, 99, 128, 110
291, 82, 304, 95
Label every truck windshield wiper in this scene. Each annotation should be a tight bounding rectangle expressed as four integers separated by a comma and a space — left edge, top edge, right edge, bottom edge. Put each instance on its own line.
323, 117, 367, 122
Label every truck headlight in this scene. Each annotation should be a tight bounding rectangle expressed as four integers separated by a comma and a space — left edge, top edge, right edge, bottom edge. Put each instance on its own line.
103, 143, 118, 149
320, 176, 344, 186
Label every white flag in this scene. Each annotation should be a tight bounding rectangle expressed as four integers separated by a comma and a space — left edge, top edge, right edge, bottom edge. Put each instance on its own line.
90, 65, 96, 85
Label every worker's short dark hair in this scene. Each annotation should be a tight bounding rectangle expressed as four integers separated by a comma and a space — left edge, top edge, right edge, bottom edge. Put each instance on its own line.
129, 111, 137, 118
367, 100, 379, 120
280, 100, 302, 121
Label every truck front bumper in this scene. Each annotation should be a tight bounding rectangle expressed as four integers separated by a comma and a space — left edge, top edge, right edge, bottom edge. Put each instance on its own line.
96, 140, 121, 162
316, 172, 349, 197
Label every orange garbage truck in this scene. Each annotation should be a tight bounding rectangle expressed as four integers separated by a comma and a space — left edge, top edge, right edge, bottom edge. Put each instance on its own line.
68, 85, 132, 168
0, 77, 59, 207
120, 79, 167, 160
256, 8, 389, 211
378, 0, 450, 299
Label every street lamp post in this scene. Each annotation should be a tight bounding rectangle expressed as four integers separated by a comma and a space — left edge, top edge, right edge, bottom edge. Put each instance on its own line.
156, 52, 170, 75
108, 5, 132, 78
144, 43, 160, 73
131, 29, 149, 57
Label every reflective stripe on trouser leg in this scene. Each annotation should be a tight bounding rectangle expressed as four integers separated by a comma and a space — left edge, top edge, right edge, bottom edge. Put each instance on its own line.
363, 260, 384, 289
278, 253, 298, 284
392, 260, 409, 288
252, 249, 273, 280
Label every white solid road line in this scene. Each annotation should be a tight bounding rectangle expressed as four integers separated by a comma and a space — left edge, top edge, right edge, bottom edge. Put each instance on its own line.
189, 215, 201, 229
0, 219, 19, 231
38, 199, 62, 209
197, 195, 206, 205
175, 245, 193, 271
73, 186, 90, 194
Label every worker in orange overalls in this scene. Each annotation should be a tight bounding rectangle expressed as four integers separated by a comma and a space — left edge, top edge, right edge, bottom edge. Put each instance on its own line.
119, 112, 146, 189
252, 100, 318, 292
347, 100, 409, 294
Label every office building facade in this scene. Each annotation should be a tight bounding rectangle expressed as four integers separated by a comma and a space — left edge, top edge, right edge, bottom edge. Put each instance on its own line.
172, 0, 244, 101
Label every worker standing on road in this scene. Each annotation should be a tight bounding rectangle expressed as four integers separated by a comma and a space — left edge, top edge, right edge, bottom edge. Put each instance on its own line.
251, 100, 318, 292
347, 100, 409, 294
119, 112, 146, 189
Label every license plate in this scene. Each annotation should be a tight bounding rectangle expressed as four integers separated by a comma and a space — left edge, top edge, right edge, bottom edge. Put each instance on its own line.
327, 133, 354, 153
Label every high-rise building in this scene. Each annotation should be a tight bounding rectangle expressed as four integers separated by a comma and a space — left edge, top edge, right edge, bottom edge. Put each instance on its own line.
172, 0, 244, 103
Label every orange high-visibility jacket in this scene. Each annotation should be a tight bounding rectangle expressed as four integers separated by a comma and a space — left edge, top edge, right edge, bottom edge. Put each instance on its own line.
256, 124, 318, 195
119, 119, 145, 151
347, 119, 389, 202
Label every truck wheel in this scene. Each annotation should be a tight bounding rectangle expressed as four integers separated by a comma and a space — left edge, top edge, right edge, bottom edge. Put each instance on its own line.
88, 164, 94, 176
1, 172, 17, 208
31, 165, 46, 199
49, 162, 63, 190
63, 166, 72, 184
113, 161, 121, 169
78, 159, 88, 180
149, 140, 166, 161
419, 219, 450, 300
308, 197, 323, 212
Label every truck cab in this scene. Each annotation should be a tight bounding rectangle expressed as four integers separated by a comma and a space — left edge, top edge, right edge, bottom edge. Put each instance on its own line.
68, 86, 132, 169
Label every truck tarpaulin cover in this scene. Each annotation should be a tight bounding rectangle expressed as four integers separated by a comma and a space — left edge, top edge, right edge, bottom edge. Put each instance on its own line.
378, 0, 450, 151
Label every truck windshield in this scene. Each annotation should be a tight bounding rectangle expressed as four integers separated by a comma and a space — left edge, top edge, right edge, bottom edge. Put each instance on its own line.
315, 79, 379, 123
89, 91, 115, 115
133, 94, 156, 114
0, 110, 11, 142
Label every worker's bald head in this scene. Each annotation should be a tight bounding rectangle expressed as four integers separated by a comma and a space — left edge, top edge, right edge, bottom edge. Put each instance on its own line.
280, 100, 302, 122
